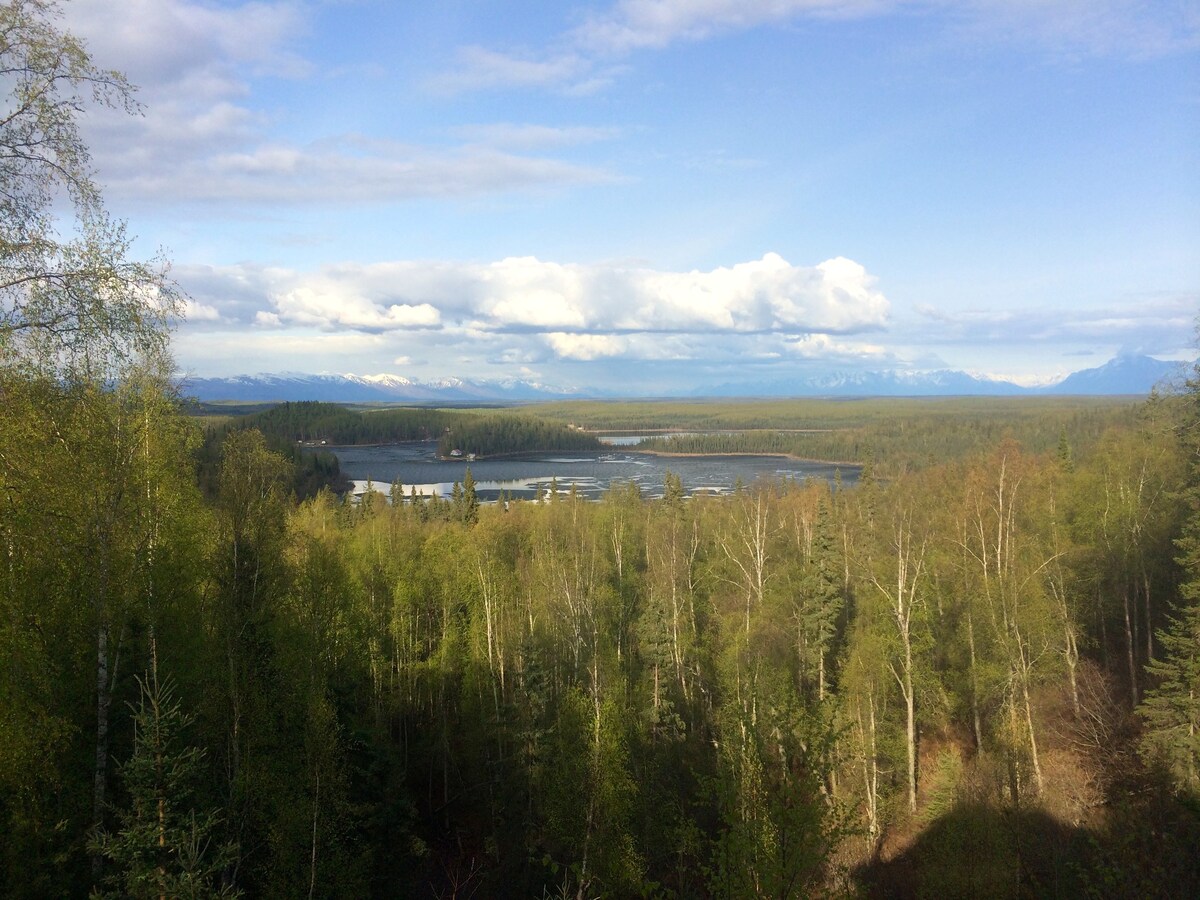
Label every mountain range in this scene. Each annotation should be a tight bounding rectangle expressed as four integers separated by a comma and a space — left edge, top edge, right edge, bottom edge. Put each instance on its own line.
181, 354, 1191, 403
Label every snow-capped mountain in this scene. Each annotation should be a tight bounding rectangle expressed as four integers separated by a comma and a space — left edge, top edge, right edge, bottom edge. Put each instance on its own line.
179, 355, 1192, 403
1041, 353, 1189, 395
181, 372, 586, 403
697, 368, 1027, 397
696, 355, 1188, 398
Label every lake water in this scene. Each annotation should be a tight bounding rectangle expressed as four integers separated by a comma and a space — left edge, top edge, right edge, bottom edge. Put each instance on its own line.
327, 441, 858, 502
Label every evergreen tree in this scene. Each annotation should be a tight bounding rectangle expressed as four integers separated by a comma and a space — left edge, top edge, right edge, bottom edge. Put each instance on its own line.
1141, 359, 1200, 792
1056, 427, 1075, 472
1141, 602, 1200, 791
663, 469, 685, 507
462, 467, 479, 525
91, 675, 235, 899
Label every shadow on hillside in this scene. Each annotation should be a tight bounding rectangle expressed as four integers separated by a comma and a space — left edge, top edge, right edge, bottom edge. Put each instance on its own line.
854, 803, 1088, 898
853, 790, 1200, 899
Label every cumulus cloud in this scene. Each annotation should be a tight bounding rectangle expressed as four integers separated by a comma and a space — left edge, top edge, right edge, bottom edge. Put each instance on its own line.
544, 333, 628, 360
177, 253, 890, 341
186, 253, 1200, 388
183, 297, 221, 322
273, 285, 441, 332
169, 252, 901, 379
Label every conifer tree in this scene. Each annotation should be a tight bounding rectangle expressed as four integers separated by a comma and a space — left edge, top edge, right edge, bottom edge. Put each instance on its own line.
1141, 359, 1200, 792
91, 675, 235, 899
462, 466, 479, 524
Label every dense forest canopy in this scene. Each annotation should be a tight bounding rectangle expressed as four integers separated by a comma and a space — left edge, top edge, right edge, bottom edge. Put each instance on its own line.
6, 378, 1200, 897
2, 3, 1199, 897
435, 414, 602, 458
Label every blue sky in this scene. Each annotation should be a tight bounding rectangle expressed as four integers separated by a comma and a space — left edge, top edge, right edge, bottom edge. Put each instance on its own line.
62, 0, 1199, 392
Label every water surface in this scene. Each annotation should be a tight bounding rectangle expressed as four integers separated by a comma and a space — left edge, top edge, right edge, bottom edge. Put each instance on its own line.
327, 441, 857, 502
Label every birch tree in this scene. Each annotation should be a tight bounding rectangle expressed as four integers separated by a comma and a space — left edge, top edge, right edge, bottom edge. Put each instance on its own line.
866, 501, 927, 814
1, 0, 180, 379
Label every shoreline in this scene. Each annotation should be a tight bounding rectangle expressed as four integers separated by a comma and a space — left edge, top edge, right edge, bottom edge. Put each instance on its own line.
314, 441, 861, 469
632, 448, 862, 467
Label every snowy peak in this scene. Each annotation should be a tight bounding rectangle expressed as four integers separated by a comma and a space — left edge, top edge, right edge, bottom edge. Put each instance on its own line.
180, 355, 1192, 402
698, 368, 1025, 397
181, 372, 583, 403
1043, 354, 1188, 395
697, 355, 1188, 398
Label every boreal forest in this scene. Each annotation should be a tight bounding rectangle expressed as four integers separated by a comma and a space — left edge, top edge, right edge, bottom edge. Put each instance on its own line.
3, 2, 1200, 898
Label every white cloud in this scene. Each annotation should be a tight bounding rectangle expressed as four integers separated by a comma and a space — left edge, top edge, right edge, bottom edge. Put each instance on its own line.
435, 0, 1199, 95
113, 139, 615, 205
174, 260, 1195, 382
545, 333, 628, 360
60, 2, 619, 207
66, 0, 308, 89
574, 0, 890, 53
785, 333, 888, 359
908, 293, 1198, 356
183, 297, 221, 322
271, 282, 442, 331
174, 327, 392, 375
584, 0, 1200, 57
178, 253, 890, 338
621, 253, 887, 333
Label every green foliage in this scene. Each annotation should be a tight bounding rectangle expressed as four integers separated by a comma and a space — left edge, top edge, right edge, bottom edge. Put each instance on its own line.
920, 748, 965, 824
90, 675, 236, 899
438, 413, 601, 457
224, 401, 458, 445
1141, 601, 1200, 791
1140, 360, 1200, 794
2, 377, 1196, 896
527, 396, 1139, 474
0, 0, 180, 381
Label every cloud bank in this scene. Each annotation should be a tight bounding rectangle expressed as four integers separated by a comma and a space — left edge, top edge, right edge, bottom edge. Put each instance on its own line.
171, 251, 1192, 387
179, 252, 888, 338
171, 253, 898, 380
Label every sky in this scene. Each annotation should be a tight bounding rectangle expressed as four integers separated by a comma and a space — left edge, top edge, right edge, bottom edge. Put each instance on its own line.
58, 0, 1200, 393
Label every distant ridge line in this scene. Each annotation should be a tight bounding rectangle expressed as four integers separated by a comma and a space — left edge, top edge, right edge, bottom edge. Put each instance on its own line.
180, 354, 1191, 402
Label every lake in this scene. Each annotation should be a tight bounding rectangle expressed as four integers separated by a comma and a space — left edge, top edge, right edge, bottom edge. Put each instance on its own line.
326, 441, 858, 502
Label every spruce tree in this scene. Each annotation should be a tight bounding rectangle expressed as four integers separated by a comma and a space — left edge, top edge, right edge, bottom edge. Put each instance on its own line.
462, 467, 479, 524
91, 675, 235, 899
1141, 359, 1200, 793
